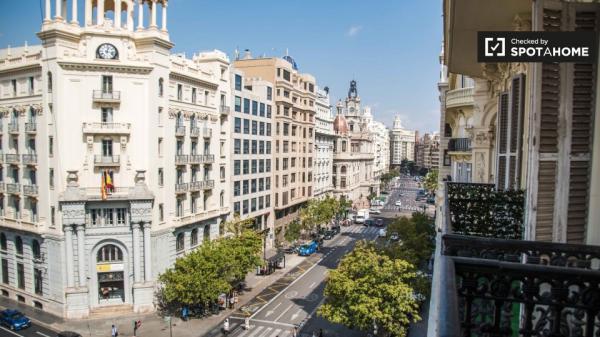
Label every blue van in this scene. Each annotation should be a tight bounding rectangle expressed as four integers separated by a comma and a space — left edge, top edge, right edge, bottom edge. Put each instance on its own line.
298, 241, 318, 256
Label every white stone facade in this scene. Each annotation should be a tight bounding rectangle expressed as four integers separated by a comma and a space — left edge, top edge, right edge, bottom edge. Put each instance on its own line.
0, 0, 231, 318
390, 116, 416, 165
368, 120, 390, 180
314, 87, 334, 198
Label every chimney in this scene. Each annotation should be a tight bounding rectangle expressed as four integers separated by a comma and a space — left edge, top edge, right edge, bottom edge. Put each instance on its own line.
243, 49, 252, 60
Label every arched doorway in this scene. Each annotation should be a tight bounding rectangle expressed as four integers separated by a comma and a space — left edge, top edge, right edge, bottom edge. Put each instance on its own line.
96, 244, 125, 305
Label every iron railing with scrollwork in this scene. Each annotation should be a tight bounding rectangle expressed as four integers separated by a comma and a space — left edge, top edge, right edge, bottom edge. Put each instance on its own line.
429, 182, 600, 337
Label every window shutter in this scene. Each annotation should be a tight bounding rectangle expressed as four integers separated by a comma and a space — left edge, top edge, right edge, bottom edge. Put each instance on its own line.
534, 6, 562, 241
496, 93, 509, 190
567, 9, 597, 243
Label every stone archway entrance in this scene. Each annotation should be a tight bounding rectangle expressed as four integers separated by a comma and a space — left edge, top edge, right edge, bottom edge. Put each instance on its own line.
96, 244, 125, 305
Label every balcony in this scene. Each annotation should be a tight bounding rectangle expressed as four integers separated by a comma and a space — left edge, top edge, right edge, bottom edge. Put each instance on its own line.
175, 125, 186, 136
8, 123, 18, 134
23, 184, 38, 196
445, 87, 474, 109
175, 183, 188, 193
25, 122, 36, 133
92, 90, 121, 103
82, 122, 131, 135
190, 127, 200, 137
220, 105, 231, 115
6, 183, 20, 194
188, 155, 201, 164
202, 154, 215, 164
201, 180, 214, 190
189, 181, 202, 192
428, 183, 600, 337
5, 154, 19, 164
175, 155, 188, 165
22, 154, 37, 165
94, 155, 120, 166
202, 128, 212, 138
447, 138, 471, 153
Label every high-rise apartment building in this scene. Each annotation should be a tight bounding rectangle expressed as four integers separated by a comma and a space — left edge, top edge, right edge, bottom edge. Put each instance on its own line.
390, 116, 416, 166
234, 54, 316, 238
314, 87, 335, 198
0, 0, 231, 318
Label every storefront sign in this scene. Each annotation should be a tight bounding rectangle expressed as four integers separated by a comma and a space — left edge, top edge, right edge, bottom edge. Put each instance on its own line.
96, 263, 124, 272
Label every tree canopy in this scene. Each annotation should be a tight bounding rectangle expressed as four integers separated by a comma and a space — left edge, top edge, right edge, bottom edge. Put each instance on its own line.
318, 243, 421, 337
423, 169, 438, 194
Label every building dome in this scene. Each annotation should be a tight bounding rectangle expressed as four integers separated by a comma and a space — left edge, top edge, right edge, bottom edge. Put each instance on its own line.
333, 114, 349, 134
282, 55, 298, 70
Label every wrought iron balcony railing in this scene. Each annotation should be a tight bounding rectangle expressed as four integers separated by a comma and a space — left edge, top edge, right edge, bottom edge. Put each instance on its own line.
5, 154, 19, 164
23, 184, 38, 196
190, 127, 200, 137
175, 125, 186, 136
447, 137, 472, 152
202, 128, 212, 138
6, 183, 20, 194
8, 123, 18, 133
175, 155, 188, 165
202, 154, 215, 164
94, 155, 120, 166
92, 90, 121, 102
22, 154, 37, 165
201, 180, 214, 190
175, 183, 188, 193
220, 105, 231, 114
428, 182, 600, 337
25, 122, 36, 133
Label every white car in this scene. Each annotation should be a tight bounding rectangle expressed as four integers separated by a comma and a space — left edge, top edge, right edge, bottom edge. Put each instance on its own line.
395, 200, 402, 207
378, 228, 387, 237
369, 208, 381, 214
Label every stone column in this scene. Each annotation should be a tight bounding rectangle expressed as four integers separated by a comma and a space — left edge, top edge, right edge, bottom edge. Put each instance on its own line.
64, 225, 75, 287
76, 225, 86, 287
97, 0, 104, 25
150, 0, 157, 28
114, 0, 122, 28
44, 0, 51, 22
127, 6, 134, 31
85, 0, 92, 26
132, 223, 141, 283
55, 0, 62, 20
137, 0, 144, 30
61, 0, 67, 19
161, 2, 167, 31
70, 0, 78, 24
143, 223, 152, 282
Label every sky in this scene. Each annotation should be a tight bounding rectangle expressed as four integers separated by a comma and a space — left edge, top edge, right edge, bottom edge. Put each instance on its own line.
0, 0, 443, 133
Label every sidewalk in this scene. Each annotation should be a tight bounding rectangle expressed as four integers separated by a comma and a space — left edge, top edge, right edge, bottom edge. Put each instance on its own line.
3, 252, 306, 337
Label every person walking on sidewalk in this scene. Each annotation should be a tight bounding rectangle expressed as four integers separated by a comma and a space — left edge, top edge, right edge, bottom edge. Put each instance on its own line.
111, 324, 118, 337
223, 318, 230, 335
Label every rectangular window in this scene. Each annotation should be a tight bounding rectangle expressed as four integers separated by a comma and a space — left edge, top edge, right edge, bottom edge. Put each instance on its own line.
234, 117, 241, 133
102, 139, 113, 156
11, 79, 17, 96
266, 177, 271, 190
267, 87, 272, 101
259, 122, 265, 136
191, 87, 197, 103
177, 84, 182, 100
17, 263, 24, 289
283, 69, 290, 81
243, 119, 250, 134
158, 138, 163, 156
243, 180, 249, 195
116, 208, 126, 225
259, 159, 264, 173
235, 96, 242, 112
266, 105, 272, 118
159, 204, 164, 222
259, 196, 264, 210
243, 160, 249, 174
259, 178, 264, 191
266, 122, 272, 136
51, 206, 55, 226
251, 140, 257, 154
266, 159, 271, 172
234, 202, 240, 215
243, 200, 249, 215
234, 181, 240, 196
234, 160, 240, 175
251, 179, 257, 193
252, 101, 258, 115
251, 160, 257, 174
252, 121, 257, 135
243, 140, 249, 154
265, 195, 270, 208
48, 136, 53, 157
158, 168, 164, 186
49, 168, 54, 189
259, 141, 265, 154
244, 98, 250, 114
235, 74, 242, 91
234, 139, 241, 154
1, 259, 8, 284
260, 103, 265, 117
251, 198, 257, 212
102, 75, 113, 93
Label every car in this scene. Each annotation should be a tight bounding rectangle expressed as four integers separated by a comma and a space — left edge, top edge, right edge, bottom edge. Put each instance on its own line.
375, 219, 384, 227
427, 197, 435, 204
364, 219, 375, 227
298, 241, 318, 256
331, 225, 341, 234
369, 208, 381, 214
378, 228, 387, 237
395, 200, 402, 207
390, 232, 400, 242
0, 309, 30, 331
323, 230, 334, 240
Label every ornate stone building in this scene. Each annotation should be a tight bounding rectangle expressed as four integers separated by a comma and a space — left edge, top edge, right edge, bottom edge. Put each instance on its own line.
314, 87, 335, 198
390, 116, 416, 167
0, 0, 231, 318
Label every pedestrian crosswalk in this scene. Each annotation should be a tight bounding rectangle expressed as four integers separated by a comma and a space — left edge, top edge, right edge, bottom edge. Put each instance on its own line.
235, 325, 293, 337
382, 204, 424, 212
340, 225, 380, 235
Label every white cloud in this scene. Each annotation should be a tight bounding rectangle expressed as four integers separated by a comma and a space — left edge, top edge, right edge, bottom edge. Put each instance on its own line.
346, 25, 363, 37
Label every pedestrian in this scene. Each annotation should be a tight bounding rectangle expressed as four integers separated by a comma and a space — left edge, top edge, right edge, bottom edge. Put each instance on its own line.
182, 306, 189, 321
229, 295, 235, 309
244, 316, 250, 330
111, 324, 118, 337
223, 318, 230, 334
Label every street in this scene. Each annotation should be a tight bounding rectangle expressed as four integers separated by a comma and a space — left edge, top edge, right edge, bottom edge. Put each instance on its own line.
221, 224, 382, 337
0, 322, 57, 337
381, 177, 430, 215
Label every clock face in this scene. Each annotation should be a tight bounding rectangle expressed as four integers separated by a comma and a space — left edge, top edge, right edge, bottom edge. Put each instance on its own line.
97, 43, 118, 60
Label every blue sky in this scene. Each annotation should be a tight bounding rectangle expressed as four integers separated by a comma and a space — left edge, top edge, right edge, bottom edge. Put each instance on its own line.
0, 0, 442, 133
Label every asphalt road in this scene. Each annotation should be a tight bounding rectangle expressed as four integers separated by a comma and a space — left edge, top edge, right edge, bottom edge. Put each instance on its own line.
0, 322, 57, 337
224, 224, 381, 337
381, 177, 430, 214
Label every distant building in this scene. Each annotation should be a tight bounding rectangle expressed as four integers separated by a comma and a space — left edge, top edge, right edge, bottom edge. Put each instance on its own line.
415, 133, 440, 170
314, 87, 335, 198
390, 116, 416, 166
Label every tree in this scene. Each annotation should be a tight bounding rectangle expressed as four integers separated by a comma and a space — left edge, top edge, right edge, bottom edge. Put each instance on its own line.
300, 196, 338, 233
222, 213, 256, 237
319, 243, 421, 337
381, 214, 434, 269
284, 220, 302, 243
423, 169, 438, 194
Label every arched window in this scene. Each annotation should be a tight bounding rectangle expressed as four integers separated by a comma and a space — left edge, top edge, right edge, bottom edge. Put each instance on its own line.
97, 244, 123, 263
203, 226, 210, 242
176, 233, 184, 252
32, 239, 41, 260
341, 141, 347, 152
158, 78, 164, 97
340, 166, 347, 175
47, 72, 52, 93
15, 236, 23, 256
190, 229, 198, 247
0, 233, 6, 251
220, 190, 224, 207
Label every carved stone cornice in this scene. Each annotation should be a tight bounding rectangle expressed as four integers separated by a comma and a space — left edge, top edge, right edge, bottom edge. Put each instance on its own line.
61, 202, 86, 226
167, 107, 216, 121
58, 61, 153, 74
169, 72, 219, 90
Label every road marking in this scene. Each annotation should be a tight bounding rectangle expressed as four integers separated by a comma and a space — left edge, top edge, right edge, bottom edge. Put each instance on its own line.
273, 303, 293, 322
264, 301, 282, 317
269, 328, 282, 337
247, 326, 264, 337
308, 281, 316, 288
290, 309, 302, 321
259, 327, 273, 337
0, 326, 22, 337
250, 319, 296, 328
36, 332, 51, 337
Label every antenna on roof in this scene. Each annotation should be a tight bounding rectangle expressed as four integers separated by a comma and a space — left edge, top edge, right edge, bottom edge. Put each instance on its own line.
234, 47, 240, 61
286, 48, 289, 56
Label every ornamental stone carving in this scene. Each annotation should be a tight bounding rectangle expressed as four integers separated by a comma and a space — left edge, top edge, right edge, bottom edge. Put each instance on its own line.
62, 202, 86, 226
130, 201, 153, 223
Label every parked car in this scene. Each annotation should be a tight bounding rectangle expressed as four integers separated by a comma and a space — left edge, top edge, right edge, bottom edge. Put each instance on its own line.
331, 225, 341, 234
390, 232, 400, 242
0, 309, 30, 331
426, 196, 435, 204
395, 200, 402, 207
298, 241, 318, 256
323, 230, 334, 240
364, 219, 375, 227
369, 208, 381, 214
375, 219, 384, 227
378, 228, 387, 237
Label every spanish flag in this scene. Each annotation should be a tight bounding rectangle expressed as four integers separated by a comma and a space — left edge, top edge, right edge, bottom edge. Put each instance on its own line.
101, 171, 107, 200
105, 170, 114, 190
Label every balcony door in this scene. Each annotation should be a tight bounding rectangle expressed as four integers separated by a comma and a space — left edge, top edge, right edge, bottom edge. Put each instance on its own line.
102, 108, 113, 123
102, 76, 113, 94
102, 139, 113, 157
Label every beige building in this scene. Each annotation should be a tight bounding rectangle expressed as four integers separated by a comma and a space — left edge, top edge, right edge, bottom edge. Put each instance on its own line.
416, 132, 440, 170
234, 54, 316, 240
390, 116, 416, 166
332, 81, 378, 208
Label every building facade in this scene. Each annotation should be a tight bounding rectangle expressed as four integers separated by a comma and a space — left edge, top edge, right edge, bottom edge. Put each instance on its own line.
390, 116, 416, 166
415, 132, 440, 170
368, 120, 390, 180
233, 54, 316, 240
231, 70, 274, 248
314, 87, 335, 198
0, 0, 231, 318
